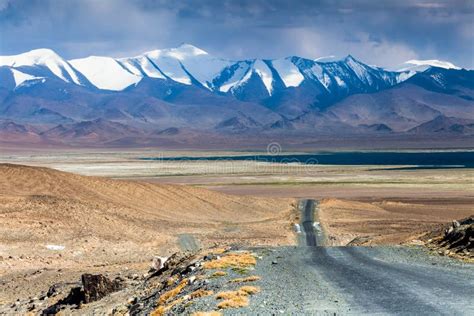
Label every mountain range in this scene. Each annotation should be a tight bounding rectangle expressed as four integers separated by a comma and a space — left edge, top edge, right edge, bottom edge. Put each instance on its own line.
0, 44, 472, 148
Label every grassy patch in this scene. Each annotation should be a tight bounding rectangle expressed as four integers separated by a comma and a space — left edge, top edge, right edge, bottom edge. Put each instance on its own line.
215, 290, 246, 300
231, 267, 250, 275
189, 289, 214, 299
158, 278, 188, 305
150, 306, 166, 316
239, 285, 260, 295
191, 312, 223, 316
217, 295, 249, 309
229, 275, 261, 283
210, 271, 227, 278
203, 252, 256, 270
151, 279, 189, 316
151, 280, 214, 315
215, 286, 260, 310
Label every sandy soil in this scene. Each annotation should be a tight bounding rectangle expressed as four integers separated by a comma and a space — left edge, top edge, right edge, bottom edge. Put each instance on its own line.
318, 198, 474, 246
0, 149, 472, 304
0, 164, 295, 304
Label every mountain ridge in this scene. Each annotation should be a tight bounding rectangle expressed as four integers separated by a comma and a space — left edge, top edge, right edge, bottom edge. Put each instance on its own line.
0, 44, 472, 147
0, 44, 422, 91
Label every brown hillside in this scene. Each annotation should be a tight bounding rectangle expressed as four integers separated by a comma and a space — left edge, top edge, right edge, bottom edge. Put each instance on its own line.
0, 164, 295, 278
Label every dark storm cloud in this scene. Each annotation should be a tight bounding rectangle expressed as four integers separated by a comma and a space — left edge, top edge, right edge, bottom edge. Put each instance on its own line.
0, 0, 472, 68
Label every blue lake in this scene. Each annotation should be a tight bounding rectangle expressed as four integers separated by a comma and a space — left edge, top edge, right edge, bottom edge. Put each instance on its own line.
140, 151, 474, 168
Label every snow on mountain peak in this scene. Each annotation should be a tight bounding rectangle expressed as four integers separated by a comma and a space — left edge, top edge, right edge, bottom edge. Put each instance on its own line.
0, 48, 61, 66
176, 43, 208, 55
314, 55, 339, 63
0, 48, 82, 85
396, 59, 461, 72
144, 44, 208, 61
10, 68, 44, 88
142, 49, 192, 85
404, 59, 460, 70
387, 59, 461, 81
69, 56, 141, 91
0, 45, 465, 98
137, 44, 228, 88
252, 60, 275, 95
271, 58, 304, 88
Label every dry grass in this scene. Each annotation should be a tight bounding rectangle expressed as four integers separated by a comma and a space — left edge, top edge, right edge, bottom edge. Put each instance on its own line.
229, 275, 260, 283
150, 306, 166, 316
166, 275, 178, 286
239, 286, 261, 295
191, 312, 222, 316
158, 278, 188, 305
189, 289, 214, 299
166, 297, 185, 310
215, 286, 260, 300
149, 283, 258, 315
151, 282, 214, 315
214, 285, 260, 310
209, 248, 229, 255
217, 295, 249, 309
203, 252, 256, 270
215, 290, 245, 300
151, 297, 185, 316
151, 278, 191, 315
210, 271, 227, 278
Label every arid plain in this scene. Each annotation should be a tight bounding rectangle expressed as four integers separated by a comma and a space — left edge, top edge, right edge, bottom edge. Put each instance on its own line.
0, 149, 473, 305
2, 149, 473, 243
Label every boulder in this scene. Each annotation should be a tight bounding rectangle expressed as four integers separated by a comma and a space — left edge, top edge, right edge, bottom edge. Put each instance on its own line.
426, 216, 474, 259
440, 217, 473, 253
151, 256, 168, 271
81, 274, 122, 303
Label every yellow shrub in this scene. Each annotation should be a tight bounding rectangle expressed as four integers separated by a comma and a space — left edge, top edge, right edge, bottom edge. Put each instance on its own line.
217, 295, 249, 309
192, 312, 222, 316
230, 275, 261, 283
211, 271, 227, 277
203, 252, 256, 270
239, 286, 261, 295
189, 289, 214, 299
158, 278, 188, 305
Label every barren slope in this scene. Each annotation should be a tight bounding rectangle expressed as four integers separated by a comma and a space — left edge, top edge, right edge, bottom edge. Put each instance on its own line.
319, 198, 474, 246
0, 164, 295, 302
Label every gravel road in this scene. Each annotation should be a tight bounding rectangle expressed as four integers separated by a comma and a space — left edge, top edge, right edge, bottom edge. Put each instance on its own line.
240, 199, 474, 315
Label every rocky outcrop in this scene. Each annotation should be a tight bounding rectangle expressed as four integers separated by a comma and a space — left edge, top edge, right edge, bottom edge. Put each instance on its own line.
427, 216, 473, 259
82, 274, 123, 303
41, 274, 123, 314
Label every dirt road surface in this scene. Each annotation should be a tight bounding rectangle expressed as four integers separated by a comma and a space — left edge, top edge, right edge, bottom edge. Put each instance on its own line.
245, 200, 474, 314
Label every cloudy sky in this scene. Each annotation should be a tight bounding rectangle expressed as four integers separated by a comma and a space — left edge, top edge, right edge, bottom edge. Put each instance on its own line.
0, 0, 472, 68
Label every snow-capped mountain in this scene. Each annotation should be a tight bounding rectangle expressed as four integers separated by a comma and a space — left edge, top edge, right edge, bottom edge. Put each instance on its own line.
68, 44, 234, 91
0, 48, 90, 88
0, 44, 410, 94
0, 44, 472, 147
0, 43, 425, 118
390, 59, 461, 80
395, 59, 461, 72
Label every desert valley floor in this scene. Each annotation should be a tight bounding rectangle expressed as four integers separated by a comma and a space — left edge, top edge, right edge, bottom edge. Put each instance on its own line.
0, 148, 472, 313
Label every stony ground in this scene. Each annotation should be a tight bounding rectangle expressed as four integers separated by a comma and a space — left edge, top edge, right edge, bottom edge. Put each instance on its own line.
0, 164, 296, 306
1, 153, 473, 314
2, 245, 472, 315
245, 246, 474, 315
1, 199, 472, 315
0, 248, 267, 315
425, 216, 473, 260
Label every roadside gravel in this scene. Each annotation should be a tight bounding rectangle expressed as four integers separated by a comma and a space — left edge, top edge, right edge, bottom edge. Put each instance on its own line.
237, 245, 474, 315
